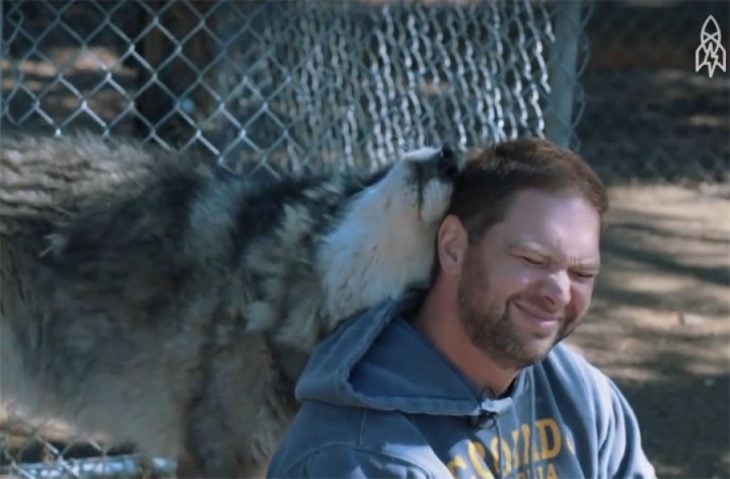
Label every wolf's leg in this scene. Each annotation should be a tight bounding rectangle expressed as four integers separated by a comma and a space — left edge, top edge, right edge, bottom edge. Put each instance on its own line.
0, 239, 55, 417
181, 332, 296, 478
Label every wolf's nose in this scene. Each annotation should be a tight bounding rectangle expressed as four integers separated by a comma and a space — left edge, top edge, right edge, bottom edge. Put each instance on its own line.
437, 145, 459, 180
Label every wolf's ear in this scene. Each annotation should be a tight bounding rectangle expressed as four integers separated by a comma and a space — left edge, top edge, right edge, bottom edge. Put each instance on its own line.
436, 215, 468, 276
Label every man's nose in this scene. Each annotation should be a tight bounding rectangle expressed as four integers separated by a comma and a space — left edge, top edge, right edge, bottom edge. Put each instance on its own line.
541, 270, 571, 310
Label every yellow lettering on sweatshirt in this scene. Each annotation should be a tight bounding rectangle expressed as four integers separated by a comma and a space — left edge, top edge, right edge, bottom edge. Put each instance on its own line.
467, 440, 495, 479
489, 436, 512, 476
511, 429, 521, 469
521, 423, 542, 463
546, 462, 559, 479
536, 418, 562, 460
445, 416, 575, 478
447, 454, 468, 478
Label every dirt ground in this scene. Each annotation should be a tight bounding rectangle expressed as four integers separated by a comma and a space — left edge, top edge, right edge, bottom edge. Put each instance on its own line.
567, 184, 730, 479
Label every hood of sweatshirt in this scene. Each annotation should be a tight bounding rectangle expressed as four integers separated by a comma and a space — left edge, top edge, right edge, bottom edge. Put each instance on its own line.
279, 293, 656, 479
295, 291, 530, 421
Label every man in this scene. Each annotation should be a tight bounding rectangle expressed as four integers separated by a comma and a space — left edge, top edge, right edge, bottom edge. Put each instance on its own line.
267, 138, 655, 478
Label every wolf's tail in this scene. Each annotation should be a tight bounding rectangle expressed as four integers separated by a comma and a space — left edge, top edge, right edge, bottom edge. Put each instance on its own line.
0, 134, 167, 239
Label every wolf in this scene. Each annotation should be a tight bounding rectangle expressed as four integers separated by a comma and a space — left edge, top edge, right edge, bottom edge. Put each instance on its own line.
0, 134, 464, 477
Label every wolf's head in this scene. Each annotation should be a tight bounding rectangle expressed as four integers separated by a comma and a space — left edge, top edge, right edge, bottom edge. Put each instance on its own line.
382, 145, 462, 224
318, 146, 464, 330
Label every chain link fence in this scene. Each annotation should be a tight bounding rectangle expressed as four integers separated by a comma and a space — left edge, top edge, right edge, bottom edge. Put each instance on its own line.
1, 0, 591, 174
579, 0, 729, 183
1, 403, 175, 478
1, 1, 591, 477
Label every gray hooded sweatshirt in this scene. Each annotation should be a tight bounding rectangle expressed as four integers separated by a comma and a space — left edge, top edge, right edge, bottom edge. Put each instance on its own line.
268, 293, 655, 478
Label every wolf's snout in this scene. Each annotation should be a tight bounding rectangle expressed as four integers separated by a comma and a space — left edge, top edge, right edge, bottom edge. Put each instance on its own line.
437, 146, 459, 180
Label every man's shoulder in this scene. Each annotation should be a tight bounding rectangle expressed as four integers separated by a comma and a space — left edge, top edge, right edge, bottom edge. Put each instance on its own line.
268, 401, 445, 477
536, 346, 655, 478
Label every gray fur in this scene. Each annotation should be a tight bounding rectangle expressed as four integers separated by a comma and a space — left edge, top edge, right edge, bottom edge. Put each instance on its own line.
0, 134, 462, 477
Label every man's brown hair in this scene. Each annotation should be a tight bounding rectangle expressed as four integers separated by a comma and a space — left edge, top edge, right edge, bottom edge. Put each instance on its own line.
447, 137, 608, 243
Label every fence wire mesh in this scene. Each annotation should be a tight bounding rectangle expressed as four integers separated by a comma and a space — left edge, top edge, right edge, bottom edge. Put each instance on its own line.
579, 0, 729, 183
1, 1, 591, 476
1, 0, 590, 175
1, 412, 173, 479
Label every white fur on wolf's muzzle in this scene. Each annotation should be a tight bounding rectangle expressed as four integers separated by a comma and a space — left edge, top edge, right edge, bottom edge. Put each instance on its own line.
313, 146, 462, 336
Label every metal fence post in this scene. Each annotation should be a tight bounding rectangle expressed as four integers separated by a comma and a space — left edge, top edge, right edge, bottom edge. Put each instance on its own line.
545, 0, 584, 148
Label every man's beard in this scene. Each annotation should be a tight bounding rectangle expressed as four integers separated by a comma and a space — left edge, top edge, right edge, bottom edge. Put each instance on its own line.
457, 260, 579, 370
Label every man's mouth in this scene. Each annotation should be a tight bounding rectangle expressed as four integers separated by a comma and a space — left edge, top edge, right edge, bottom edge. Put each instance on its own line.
513, 302, 561, 332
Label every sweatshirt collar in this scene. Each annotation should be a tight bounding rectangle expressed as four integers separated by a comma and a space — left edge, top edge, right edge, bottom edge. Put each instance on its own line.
296, 291, 530, 417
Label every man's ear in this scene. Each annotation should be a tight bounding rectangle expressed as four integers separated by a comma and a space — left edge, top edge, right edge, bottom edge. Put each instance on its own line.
437, 215, 468, 276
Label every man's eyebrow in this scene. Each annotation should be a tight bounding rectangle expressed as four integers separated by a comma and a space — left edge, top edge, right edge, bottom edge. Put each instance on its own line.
507, 239, 601, 270
506, 239, 552, 256
570, 259, 601, 271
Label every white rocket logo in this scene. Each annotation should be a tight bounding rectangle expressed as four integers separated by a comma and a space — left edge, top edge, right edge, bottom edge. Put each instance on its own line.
695, 15, 726, 78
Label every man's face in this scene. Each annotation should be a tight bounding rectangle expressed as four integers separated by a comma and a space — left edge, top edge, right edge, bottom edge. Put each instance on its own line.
457, 188, 601, 369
